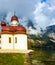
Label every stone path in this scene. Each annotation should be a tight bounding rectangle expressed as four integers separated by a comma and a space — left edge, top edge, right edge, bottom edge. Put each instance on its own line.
0, 49, 33, 53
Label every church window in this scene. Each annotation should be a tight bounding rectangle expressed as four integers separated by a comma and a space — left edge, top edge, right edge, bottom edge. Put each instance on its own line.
0, 35, 1, 38
0, 47, 1, 49
9, 37, 11, 43
15, 37, 17, 43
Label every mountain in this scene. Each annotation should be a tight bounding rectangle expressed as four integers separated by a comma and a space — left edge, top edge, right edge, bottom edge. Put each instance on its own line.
43, 25, 55, 42
26, 20, 36, 29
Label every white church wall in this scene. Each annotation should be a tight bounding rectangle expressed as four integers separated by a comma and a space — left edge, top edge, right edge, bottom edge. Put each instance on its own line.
1, 34, 13, 49
0, 35, 1, 48
1, 34, 27, 50
14, 34, 27, 50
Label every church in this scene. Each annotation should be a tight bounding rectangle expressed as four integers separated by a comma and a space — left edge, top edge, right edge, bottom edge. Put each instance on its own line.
0, 15, 27, 50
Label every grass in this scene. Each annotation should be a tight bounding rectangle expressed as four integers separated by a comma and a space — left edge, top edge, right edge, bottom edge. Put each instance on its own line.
0, 53, 25, 65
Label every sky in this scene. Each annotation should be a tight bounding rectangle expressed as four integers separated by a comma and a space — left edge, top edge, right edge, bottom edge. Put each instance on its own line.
0, 0, 55, 33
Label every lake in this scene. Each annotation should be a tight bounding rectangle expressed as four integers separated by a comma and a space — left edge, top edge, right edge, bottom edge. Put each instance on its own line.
27, 49, 55, 65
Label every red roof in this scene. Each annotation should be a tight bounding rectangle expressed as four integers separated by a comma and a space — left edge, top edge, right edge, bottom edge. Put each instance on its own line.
1, 25, 26, 34
11, 15, 18, 21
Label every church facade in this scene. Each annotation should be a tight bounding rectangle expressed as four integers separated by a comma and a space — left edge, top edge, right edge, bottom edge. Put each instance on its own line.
0, 15, 27, 50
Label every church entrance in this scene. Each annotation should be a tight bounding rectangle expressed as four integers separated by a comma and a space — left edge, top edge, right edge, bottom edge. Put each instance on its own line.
13, 35, 17, 49
8, 35, 17, 49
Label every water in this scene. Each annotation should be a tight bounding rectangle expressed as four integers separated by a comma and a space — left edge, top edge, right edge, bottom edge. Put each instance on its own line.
28, 49, 55, 65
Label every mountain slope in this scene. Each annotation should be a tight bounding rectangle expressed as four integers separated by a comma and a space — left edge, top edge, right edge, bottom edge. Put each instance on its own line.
43, 25, 55, 42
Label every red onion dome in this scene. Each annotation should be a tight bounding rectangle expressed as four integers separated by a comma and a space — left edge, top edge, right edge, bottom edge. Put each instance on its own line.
11, 15, 18, 21
1, 21, 6, 26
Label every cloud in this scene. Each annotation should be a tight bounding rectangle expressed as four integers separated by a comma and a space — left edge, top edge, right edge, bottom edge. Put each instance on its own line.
33, 1, 55, 29
19, 17, 28, 29
49, 19, 55, 26
0, 0, 36, 18
33, 2, 49, 29
6, 11, 14, 22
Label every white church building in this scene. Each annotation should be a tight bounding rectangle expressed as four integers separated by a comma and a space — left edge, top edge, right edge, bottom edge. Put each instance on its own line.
0, 15, 28, 50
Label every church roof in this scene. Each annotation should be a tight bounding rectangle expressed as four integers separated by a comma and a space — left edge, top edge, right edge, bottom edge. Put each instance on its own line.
1, 25, 26, 34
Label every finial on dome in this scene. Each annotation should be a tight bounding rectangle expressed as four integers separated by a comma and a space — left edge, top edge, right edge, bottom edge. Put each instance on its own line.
11, 12, 18, 22
14, 11, 16, 16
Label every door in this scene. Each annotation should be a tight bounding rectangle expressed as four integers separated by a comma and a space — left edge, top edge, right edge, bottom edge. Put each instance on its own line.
12, 35, 18, 49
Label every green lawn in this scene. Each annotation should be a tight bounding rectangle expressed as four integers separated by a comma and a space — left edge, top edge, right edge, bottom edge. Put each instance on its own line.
0, 53, 25, 65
